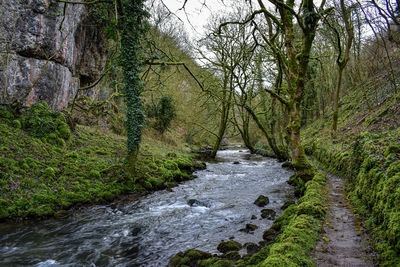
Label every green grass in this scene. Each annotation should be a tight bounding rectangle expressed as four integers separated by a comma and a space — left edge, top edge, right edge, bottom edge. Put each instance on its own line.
0, 103, 204, 220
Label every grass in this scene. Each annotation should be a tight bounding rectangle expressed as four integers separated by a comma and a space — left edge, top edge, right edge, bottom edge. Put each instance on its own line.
0, 103, 204, 220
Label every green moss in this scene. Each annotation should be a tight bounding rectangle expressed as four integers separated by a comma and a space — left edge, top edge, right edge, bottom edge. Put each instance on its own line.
217, 240, 242, 253
42, 167, 57, 179
305, 129, 400, 265
89, 170, 101, 179
12, 120, 21, 129
169, 249, 212, 267
254, 195, 270, 207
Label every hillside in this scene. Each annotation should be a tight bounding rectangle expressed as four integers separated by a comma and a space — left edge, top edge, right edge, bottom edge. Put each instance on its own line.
302, 72, 400, 265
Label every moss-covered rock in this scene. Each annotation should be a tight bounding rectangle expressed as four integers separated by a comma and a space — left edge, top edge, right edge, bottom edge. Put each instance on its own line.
254, 195, 269, 207
217, 240, 242, 253
169, 249, 212, 267
222, 251, 241, 261
261, 209, 276, 220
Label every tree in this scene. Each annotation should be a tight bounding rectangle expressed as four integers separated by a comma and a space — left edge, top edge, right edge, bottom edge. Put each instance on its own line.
146, 95, 176, 135
227, 0, 328, 180
117, 0, 149, 171
325, 0, 355, 133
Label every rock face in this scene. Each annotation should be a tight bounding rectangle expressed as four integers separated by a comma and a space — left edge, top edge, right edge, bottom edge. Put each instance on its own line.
0, 0, 107, 110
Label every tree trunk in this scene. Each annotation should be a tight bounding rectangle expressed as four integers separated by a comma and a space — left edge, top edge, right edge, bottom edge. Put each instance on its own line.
332, 65, 344, 133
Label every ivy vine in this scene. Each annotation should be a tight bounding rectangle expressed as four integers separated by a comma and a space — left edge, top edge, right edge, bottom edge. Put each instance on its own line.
119, 0, 149, 159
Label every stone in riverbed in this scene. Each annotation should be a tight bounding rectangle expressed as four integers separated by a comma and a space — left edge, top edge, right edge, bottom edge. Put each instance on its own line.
261, 209, 276, 220
169, 249, 212, 267
222, 250, 241, 261
217, 240, 242, 253
263, 228, 279, 243
239, 223, 258, 233
244, 242, 260, 255
254, 195, 269, 207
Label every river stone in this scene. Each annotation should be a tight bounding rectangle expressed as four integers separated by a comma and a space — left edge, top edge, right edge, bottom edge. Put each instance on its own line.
233, 161, 240, 164
169, 249, 212, 267
131, 227, 141, 236
281, 200, 296, 210
217, 240, 242, 253
222, 250, 241, 261
263, 228, 278, 242
251, 215, 257, 220
187, 199, 210, 207
254, 195, 269, 207
244, 242, 260, 255
261, 209, 276, 220
239, 223, 258, 234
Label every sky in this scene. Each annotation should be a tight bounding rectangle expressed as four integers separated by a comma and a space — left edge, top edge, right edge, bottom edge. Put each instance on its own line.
159, 0, 233, 39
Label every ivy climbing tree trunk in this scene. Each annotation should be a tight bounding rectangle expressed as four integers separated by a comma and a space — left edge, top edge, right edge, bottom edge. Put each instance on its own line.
117, 0, 148, 171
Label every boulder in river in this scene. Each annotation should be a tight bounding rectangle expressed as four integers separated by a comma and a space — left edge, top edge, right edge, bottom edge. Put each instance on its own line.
263, 228, 279, 243
254, 195, 269, 207
169, 249, 212, 267
222, 250, 241, 261
244, 242, 260, 255
187, 199, 210, 207
217, 240, 242, 253
261, 209, 276, 220
239, 223, 258, 233
233, 161, 240, 164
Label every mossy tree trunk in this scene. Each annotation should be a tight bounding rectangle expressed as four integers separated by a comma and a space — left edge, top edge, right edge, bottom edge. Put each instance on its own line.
255, 0, 326, 180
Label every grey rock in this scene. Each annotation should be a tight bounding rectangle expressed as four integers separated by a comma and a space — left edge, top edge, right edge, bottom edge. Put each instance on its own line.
0, 0, 108, 109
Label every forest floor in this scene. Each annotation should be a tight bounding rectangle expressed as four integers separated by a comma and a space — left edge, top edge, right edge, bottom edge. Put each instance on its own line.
312, 172, 376, 266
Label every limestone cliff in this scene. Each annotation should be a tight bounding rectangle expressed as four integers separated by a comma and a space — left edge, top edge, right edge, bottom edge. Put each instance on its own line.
0, 0, 108, 110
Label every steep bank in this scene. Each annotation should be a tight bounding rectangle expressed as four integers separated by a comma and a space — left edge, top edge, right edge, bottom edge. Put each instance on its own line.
0, 102, 205, 220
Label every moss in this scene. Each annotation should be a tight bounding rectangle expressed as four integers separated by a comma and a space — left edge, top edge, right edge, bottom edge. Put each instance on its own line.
169, 249, 212, 267
384, 145, 400, 157
306, 130, 400, 265
222, 251, 241, 261
89, 170, 101, 179
147, 176, 164, 189
217, 240, 242, 253
42, 167, 57, 179
254, 195, 270, 207
12, 120, 21, 129
0, 111, 200, 220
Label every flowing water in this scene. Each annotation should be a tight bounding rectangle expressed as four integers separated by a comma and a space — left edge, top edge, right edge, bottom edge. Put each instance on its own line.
0, 148, 294, 266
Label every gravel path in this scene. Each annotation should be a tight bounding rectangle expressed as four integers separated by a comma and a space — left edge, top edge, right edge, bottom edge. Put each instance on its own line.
313, 173, 376, 266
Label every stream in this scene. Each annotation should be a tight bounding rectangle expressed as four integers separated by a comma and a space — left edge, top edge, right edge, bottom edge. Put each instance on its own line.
0, 148, 294, 266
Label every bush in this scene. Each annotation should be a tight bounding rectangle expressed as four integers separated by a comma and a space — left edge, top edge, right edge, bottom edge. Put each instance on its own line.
145, 96, 176, 134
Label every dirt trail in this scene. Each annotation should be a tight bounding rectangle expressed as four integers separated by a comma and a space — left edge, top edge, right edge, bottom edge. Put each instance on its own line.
313, 173, 376, 266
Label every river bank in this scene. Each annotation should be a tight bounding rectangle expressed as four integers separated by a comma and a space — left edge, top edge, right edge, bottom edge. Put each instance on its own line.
0, 103, 205, 221
0, 148, 295, 265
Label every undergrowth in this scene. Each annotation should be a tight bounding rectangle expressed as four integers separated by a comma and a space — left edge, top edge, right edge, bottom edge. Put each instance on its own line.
0, 102, 204, 220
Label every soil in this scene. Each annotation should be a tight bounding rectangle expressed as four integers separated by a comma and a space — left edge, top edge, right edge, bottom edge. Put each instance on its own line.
313, 173, 377, 266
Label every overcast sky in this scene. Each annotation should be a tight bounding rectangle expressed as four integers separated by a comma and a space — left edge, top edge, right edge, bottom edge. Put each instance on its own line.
160, 0, 234, 39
